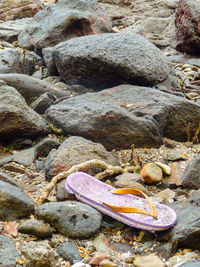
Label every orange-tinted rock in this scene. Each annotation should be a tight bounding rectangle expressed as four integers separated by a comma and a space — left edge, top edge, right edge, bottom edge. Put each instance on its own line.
89, 252, 111, 265
0, 0, 43, 21
140, 163, 162, 184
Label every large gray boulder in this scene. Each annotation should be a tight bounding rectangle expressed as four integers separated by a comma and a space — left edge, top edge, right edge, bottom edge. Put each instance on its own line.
18, 0, 112, 54
53, 31, 172, 89
0, 80, 48, 140
46, 85, 200, 150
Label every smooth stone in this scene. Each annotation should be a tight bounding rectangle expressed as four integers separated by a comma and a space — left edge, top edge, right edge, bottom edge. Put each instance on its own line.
0, 180, 35, 220
155, 162, 171, 175
35, 201, 102, 238
18, 218, 52, 238
57, 242, 83, 264
166, 149, 187, 161
0, 235, 21, 267
133, 254, 165, 267
140, 163, 162, 184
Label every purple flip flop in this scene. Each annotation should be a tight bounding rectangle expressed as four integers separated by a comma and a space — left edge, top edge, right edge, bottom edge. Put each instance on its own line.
65, 172, 177, 231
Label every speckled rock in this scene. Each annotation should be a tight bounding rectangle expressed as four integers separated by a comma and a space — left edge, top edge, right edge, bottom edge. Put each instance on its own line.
53, 31, 171, 89
0, 180, 35, 220
21, 240, 58, 267
44, 136, 119, 181
133, 254, 165, 267
35, 201, 102, 238
0, 235, 21, 267
46, 85, 200, 150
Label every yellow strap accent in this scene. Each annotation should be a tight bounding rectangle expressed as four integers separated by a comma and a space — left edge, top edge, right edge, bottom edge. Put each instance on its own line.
103, 188, 157, 219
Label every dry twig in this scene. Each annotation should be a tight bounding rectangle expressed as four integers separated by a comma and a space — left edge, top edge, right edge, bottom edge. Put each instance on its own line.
37, 159, 134, 205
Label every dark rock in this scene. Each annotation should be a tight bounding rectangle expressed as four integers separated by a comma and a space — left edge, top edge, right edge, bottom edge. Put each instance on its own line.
18, 0, 112, 54
0, 0, 43, 21
189, 189, 200, 207
0, 235, 21, 267
46, 85, 200, 150
56, 180, 73, 201
18, 218, 52, 238
35, 160, 45, 172
0, 48, 35, 75
0, 82, 48, 140
42, 47, 58, 75
21, 241, 57, 267
53, 31, 172, 89
179, 261, 200, 267
0, 137, 60, 167
0, 171, 20, 187
173, 0, 200, 55
0, 18, 32, 42
0, 180, 35, 220
156, 242, 173, 260
158, 201, 200, 250
57, 241, 83, 264
44, 136, 119, 181
30, 92, 56, 114
0, 74, 69, 104
181, 155, 200, 189
35, 201, 102, 238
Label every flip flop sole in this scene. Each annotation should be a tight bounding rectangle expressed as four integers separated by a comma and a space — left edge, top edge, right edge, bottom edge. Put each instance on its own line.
65, 172, 176, 231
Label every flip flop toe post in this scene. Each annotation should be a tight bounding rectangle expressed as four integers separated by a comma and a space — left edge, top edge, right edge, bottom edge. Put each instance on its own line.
65, 172, 176, 231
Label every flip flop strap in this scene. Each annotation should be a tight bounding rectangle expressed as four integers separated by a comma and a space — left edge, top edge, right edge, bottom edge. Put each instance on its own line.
103, 188, 157, 219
